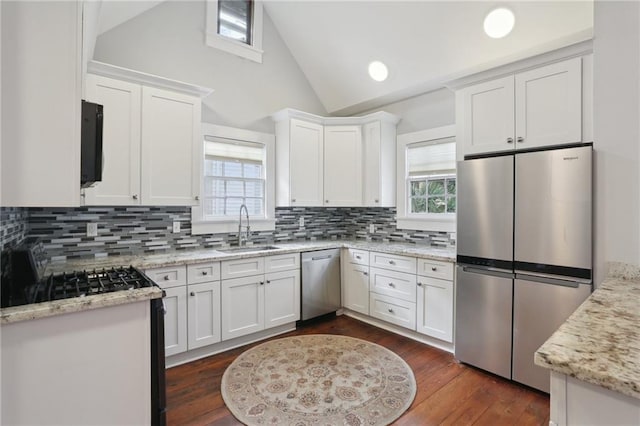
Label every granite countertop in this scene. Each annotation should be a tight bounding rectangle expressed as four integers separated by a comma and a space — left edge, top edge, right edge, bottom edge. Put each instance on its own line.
1, 240, 455, 325
534, 262, 640, 400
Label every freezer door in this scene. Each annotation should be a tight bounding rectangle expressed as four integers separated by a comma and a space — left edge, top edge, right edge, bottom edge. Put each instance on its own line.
455, 266, 513, 379
457, 155, 514, 267
513, 278, 591, 393
515, 146, 592, 277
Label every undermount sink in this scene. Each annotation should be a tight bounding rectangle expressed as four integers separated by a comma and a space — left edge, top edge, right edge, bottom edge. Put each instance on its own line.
216, 245, 280, 254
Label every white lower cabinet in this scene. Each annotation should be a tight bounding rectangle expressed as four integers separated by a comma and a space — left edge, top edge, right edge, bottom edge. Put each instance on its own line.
187, 281, 221, 350
163, 286, 188, 356
221, 253, 301, 341
416, 277, 454, 342
343, 262, 370, 315
221, 275, 265, 340
369, 292, 417, 330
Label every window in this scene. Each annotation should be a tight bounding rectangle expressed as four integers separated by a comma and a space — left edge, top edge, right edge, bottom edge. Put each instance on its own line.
396, 125, 457, 232
407, 142, 456, 214
205, 0, 264, 63
192, 124, 275, 235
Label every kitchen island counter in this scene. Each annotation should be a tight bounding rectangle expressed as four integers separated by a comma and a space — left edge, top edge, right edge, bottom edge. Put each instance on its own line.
535, 262, 640, 400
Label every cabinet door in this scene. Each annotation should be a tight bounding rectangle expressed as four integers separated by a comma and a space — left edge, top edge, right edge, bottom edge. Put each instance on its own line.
416, 277, 454, 342
221, 276, 264, 340
163, 286, 188, 356
462, 76, 515, 156
343, 263, 370, 315
187, 281, 221, 350
264, 269, 300, 328
289, 119, 324, 206
363, 121, 382, 206
141, 86, 201, 206
324, 125, 363, 206
515, 58, 582, 150
84, 75, 141, 205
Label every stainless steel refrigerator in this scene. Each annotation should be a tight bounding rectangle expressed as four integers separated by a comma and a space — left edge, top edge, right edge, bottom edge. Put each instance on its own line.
455, 144, 593, 393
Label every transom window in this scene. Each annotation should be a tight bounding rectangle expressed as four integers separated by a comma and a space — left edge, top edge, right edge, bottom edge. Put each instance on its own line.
203, 137, 265, 219
217, 0, 253, 45
407, 140, 456, 215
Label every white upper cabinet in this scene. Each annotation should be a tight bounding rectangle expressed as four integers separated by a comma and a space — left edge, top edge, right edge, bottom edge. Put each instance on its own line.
458, 57, 584, 157
1, 1, 82, 207
363, 120, 397, 207
83, 61, 212, 206
288, 119, 324, 206
515, 58, 582, 150
273, 109, 399, 208
141, 86, 201, 205
461, 76, 516, 155
84, 75, 141, 205
324, 126, 362, 206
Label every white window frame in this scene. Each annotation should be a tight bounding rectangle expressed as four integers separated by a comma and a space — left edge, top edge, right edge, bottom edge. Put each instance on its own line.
192, 124, 275, 235
396, 125, 456, 232
205, 0, 264, 63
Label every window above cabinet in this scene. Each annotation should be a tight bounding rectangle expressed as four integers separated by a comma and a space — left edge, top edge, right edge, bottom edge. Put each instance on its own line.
206, 0, 264, 63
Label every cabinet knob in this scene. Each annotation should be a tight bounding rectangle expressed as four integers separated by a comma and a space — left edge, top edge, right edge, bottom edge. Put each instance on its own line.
356, 256, 361, 259
431, 267, 437, 272
389, 260, 396, 265
374, 199, 379, 203
291, 198, 296, 203
517, 137, 524, 143
266, 280, 271, 284
507, 137, 514, 144
260, 281, 264, 285
195, 195, 200, 201
190, 292, 195, 297
417, 282, 423, 287
388, 282, 395, 288
132, 194, 138, 200
325, 200, 329, 203
202, 271, 208, 275
163, 275, 170, 281
388, 308, 394, 314
363, 272, 368, 276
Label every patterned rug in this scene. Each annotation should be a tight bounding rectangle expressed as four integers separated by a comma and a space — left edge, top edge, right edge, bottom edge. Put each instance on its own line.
221, 334, 416, 425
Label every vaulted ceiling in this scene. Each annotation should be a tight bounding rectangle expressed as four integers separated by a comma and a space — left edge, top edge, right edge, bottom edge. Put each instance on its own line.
96, 0, 594, 115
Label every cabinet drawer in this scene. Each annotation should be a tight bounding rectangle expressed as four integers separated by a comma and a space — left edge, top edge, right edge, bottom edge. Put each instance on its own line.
417, 259, 454, 281
221, 257, 265, 279
145, 265, 186, 289
369, 293, 416, 330
370, 252, 416, 274
265, 253, 300, 273
347, 248, 369, 266
187, 262, 221, 284
370, 267, 417, 303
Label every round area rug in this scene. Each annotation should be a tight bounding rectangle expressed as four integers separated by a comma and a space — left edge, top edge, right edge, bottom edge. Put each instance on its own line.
221, 334, 416, 425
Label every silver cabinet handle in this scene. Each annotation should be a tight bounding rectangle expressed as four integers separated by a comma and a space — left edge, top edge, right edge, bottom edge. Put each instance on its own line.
190, 292, 195, 297
389, 260, 396, 265
374, 199, 379, 203
388, 282, 395, 288
517, 137, 524, 143
388, 308, 394, 313
132, 194, 138, 200
417, 282, 423, 287
356, 255, 361, 259
163, 275, 170, 281
431, 267, 437, 272
291, 198, 296, 202
363, 272, 369, 276
325, 200, 329, 203
507, 137, 514, 144
202, 271, 208, 275
260, 281, 264, 285
194, 195, 199, 201
266, 280, 271, 284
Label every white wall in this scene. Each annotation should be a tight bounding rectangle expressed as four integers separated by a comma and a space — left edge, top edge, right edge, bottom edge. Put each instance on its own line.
361, 88, 455, 135
593, 0, 640, 284
93, 1, 326, 133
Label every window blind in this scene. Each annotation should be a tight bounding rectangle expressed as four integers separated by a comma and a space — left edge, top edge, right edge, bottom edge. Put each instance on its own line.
407, 138, 456, 177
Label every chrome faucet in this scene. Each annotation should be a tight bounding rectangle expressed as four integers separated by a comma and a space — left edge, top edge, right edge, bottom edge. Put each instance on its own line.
238, 204, 250, 246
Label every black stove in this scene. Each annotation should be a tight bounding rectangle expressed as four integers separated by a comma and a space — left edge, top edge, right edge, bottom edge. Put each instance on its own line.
26, 266, 155, 305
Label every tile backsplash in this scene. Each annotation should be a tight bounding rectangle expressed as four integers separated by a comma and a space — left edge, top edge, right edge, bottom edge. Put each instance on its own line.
1, 206, 455, 261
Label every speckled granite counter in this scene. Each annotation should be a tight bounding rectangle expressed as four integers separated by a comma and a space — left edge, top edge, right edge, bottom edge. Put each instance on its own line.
1, 240, 455, 325
535, 262, 640, 400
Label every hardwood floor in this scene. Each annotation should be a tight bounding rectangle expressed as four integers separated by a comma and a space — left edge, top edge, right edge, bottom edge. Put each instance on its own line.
166, 315, 550, 425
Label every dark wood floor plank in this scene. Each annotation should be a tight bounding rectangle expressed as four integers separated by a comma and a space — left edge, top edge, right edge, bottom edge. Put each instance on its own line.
166, 315, 549, 425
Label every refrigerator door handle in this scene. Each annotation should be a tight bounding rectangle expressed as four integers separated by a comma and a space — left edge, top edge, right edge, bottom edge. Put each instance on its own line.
462, 266, 515, 279
515, 273, 586, 288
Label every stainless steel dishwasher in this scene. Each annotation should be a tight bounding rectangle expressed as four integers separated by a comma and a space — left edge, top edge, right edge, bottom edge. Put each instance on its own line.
301, 249, 341, 320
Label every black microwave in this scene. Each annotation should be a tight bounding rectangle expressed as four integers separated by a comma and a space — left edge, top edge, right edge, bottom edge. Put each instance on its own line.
81, 100, 104, 188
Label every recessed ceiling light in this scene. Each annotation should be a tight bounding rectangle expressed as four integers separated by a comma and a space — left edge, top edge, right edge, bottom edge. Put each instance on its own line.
484, 8, 515, 39
368, 61, 388, 82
